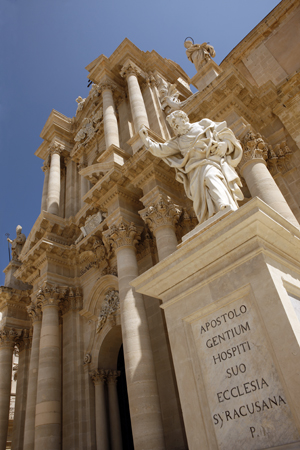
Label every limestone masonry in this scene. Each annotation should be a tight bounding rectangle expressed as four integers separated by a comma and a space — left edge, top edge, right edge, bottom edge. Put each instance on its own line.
1, 1, 300, 449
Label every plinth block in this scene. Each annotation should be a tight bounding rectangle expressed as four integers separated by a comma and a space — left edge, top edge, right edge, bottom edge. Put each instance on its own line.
132, 197, 300, 450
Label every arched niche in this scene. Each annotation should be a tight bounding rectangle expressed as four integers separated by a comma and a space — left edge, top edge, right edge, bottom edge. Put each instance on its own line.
97, 324, 122, 370
81, 274, 118, 320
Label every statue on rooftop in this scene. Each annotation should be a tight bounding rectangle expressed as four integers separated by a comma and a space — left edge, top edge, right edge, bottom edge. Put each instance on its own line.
139, 111, 243, 225
7, 225, 26, 261
184, 39, 216, 71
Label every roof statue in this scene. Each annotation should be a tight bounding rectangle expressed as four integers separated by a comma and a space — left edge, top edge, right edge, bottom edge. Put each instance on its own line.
184, 38, 216, 71
6, 225, 26, 261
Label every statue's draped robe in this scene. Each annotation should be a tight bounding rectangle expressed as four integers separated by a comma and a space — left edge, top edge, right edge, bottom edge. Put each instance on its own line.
146, 119, 244, 224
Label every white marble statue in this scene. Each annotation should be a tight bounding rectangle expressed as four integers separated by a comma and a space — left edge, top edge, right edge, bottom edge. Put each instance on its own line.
139, 111, 244, 224
7, 225, 26, 261
184, 40, 216, 71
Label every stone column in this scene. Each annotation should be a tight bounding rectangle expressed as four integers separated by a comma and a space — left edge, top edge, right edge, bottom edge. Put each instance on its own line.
0, 328, 18, 450
23, 304, 42, 450
100, 82, 120, 149
11, 330, 31, 450
240, 132, 299, 228
61, 288, 82, 450
120, 61, 149, 132
139, 196, 182, 261
65, 158, 77, 218
47, 145, 62, 215
34, 285, 66, 450
104, 222, 165, 450
90, 369, 109, 450
41, 161, 50, 212
78, 162, 89, 209
107, 370, 122, 450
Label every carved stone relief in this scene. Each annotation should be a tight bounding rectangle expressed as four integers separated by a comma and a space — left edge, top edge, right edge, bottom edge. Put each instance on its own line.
96, 289, 120, 333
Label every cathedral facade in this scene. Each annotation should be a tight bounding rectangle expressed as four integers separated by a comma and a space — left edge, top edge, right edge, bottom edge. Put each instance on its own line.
1, 1, 300, 449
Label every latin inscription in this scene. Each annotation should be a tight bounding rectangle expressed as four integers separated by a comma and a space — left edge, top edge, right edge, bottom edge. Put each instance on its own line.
192, 297, 298, 450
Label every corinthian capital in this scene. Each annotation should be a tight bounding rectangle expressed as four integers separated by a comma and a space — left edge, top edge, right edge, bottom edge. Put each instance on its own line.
139, 196, 182, 233
90, 368, 107, 385
36, 283, 69, 309
99, 81, 116, 93
120, 60, 142, 79
16, 329, 31, 352
27, 302, 42, 323
240, 131, 268, 169
0, 327, 19, 348
103, 221, 140, 251
49, 142, 63, 156
106, 369, 120, 385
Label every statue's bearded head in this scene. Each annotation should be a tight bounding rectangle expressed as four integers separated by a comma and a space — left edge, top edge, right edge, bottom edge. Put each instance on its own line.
167, 111, 191, 136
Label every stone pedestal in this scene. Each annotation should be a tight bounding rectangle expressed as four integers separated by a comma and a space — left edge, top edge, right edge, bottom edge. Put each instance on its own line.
4, 261, 31, 291
132, 198, 300, 450
191, 60, 222, 92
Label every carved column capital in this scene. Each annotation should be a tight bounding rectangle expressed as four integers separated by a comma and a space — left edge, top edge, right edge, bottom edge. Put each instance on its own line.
99, 81, 116, 93
36, 284, 69, 309
49, 142, 63, 156
106, 369, 120, 385
27, 302, 42, 323
16, 329, 31, 352
120, 61, 142, 80
103, 221, 141, 251
240, 131, 268, 172
0, 327, 19, 348
139, 196, 182, 233
90, 368, 107, 385
78, 162, 87, 172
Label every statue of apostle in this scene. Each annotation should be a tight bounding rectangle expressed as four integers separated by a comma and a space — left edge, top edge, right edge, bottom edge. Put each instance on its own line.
139, 111, 244, 225
7, 225, 26, 261
184, 40, 216, 71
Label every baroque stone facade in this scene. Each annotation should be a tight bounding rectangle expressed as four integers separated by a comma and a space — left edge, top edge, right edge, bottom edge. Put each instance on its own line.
1, 1, 300, 449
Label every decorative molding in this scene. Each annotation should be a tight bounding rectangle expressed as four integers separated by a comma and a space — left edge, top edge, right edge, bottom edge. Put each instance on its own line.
139, 196, 182, 232
103, 221, 140, 251
96, 289, 120, 333
74, 108, 103, 144
75, 211, 105, 244
83, 353, 91, 366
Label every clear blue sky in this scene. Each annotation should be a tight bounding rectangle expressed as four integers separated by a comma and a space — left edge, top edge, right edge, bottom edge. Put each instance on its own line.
0, 0, 280, 284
